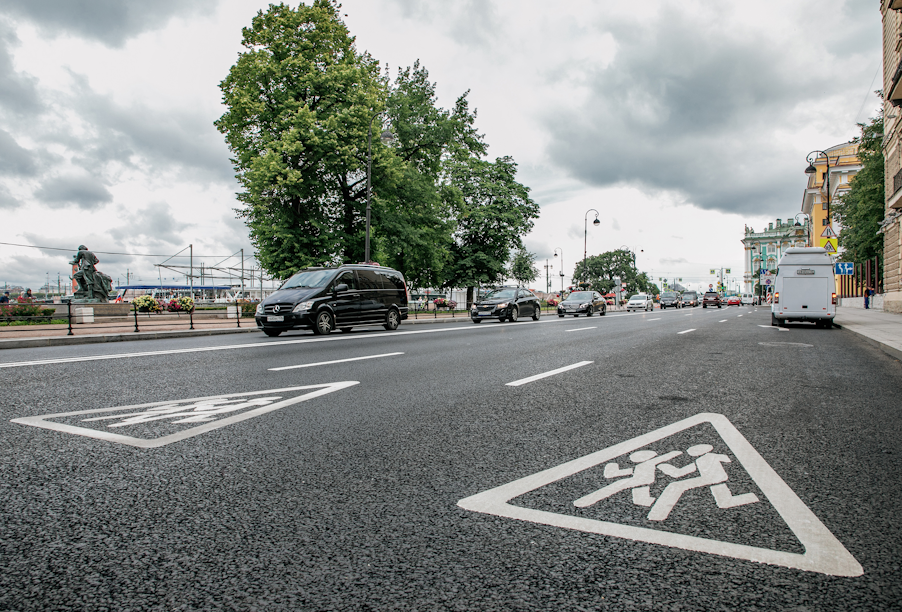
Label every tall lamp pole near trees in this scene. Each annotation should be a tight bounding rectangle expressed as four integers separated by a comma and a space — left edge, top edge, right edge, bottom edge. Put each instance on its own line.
365, 111, 396, 263
804, 150, 832, 241
553, 248, 564, 296
584, 209, 600, 262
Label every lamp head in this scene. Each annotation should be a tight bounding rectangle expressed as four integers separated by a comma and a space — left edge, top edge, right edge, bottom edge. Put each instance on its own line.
804, 163, 817, 175
380, 130, 396, 145
593, 217, 601, 226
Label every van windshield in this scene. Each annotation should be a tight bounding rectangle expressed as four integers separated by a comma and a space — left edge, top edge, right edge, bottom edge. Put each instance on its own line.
281, 270, 334, 290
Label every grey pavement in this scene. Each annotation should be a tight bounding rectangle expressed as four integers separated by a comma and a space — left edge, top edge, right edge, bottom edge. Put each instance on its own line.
834, 305, 902, 362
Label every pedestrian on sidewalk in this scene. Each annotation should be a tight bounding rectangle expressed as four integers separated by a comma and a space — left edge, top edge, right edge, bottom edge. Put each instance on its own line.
0, 291, 9, 303
864, 286, 874, 309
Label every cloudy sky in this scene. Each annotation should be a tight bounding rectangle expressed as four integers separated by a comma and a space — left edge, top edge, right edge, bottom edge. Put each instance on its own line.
0, 0, 882, 294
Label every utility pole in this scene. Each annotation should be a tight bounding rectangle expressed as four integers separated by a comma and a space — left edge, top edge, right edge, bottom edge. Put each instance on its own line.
240, 248, 245, 297
544, 259, 554, 294
189, 244, 194, 295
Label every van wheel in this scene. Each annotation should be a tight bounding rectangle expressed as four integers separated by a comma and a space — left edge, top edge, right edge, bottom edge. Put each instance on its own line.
771, 313, 779, 327
384, 308, 400, 331
263, 328, 282, 337
472, 318, 482, 324
313, 311, 334, 335
703, 304, 706, 308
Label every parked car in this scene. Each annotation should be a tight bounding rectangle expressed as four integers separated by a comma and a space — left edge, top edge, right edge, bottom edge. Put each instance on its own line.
771, 247, 836, 328
681, 291, 699, 307
702, 292, 722, 308
471, 287, 541, 323
255, 264, 409, 337
557, 291, 607, 317
659, 291, 683, 309
626, 293, 654, 312
727, 296, 742, 306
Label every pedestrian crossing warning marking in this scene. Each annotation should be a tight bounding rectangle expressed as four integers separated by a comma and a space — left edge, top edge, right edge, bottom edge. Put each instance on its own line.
821, 226, 837, 238
11, 382, 359, 448
457, 413, 862, 577
823, 241, 837, 253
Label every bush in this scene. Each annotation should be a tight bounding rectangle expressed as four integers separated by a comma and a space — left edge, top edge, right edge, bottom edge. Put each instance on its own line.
239, 301, 257, 317
133, 295, 162, 313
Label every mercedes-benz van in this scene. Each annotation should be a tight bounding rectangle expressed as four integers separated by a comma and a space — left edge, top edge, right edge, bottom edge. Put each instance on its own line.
771, 247, 836, 328
255, 264, 409, 336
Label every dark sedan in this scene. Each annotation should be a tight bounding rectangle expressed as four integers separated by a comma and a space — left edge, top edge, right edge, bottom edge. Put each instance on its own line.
557, 291, 607, 317
470, 287, 541, 323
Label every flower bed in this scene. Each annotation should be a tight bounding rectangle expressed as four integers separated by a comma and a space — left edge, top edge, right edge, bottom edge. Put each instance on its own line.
432, 297, 458, 309
133, 295, 163, 313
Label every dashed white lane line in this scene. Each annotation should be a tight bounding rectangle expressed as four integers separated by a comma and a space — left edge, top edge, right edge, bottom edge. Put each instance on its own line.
268, 352, 403, 371
565, 327, 597, 333
506, 361, 594, 387
678, 329, 696, 335
684, 313, 693, 316
738, 315, 743, 318
647, 318, 661, 321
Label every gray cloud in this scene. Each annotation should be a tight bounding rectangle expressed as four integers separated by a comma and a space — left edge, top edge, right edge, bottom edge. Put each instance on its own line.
64, 72, 235, 183
0, 128, 37, 176
34, 174, 113, 209
1, 0, 218, 48
0, 20, 42, 115
109, 203, 192, 248
0, 181, 18, 208
543, 3, 880, 217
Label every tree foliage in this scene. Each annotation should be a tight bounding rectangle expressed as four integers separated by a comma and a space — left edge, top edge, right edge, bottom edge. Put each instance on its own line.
835, 102, 884, 267
216, 3, 537, 290
572, 249, 655, 295
509, 249, 539, 286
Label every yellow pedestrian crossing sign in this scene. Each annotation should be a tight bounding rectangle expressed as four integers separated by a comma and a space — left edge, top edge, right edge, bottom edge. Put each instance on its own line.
820, 238, 837, 253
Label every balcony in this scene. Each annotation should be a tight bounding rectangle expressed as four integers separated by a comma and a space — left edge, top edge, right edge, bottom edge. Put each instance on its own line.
889, 57, 902, 107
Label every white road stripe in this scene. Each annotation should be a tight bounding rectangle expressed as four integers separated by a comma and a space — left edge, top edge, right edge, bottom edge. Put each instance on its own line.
719, 320, 727, 323
647, 318, 661, 321
738, 315, 743, 317
684, 313, 693, 316
678, 329, 696, 334
268, 352, 403, 371
565, 327, 597, 332
506, 361, 593, 387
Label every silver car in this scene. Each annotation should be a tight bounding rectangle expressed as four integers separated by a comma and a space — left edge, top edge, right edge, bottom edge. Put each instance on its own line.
626, 293, 653, 312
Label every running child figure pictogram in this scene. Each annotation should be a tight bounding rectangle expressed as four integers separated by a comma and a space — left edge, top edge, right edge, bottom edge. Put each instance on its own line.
574, 443, 759, 521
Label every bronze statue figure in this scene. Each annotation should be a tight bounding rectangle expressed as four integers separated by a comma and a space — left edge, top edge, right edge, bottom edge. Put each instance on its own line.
70, 245, 113, 302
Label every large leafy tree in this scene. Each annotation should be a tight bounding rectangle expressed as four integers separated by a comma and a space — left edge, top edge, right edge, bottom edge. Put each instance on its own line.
835, 104, 884, 268
215, 1, 387, 278
443, 155, 539, 305
572, 249, 654, 295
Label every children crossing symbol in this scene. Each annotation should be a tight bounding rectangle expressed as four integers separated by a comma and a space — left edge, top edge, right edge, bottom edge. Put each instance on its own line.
458, 413, 862, 576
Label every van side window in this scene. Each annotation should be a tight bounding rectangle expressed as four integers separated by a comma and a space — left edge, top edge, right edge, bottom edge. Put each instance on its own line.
333, 271, 357, 291
377, 270, 405, 291
356, 270, 380, 290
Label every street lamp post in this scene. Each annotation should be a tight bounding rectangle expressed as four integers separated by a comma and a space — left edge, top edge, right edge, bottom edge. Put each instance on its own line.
365, 111, 396, 263
553, 248, 564, 296
793, 212, 811, 247
804, 151, 831, 240
584, 209, 600, 262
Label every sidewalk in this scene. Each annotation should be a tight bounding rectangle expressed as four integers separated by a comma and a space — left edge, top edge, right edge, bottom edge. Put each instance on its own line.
834, 306, 902, 362
0, 311, 473, 350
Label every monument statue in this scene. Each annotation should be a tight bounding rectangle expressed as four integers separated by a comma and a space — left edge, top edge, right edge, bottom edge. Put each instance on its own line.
70, 245, 113, 302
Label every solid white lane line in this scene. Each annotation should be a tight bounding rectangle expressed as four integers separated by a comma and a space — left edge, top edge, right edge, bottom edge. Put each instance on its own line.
678, 329, 696, 335
565, 327, 597, 332
506, 361, 594, 387
647, 318, 661, 321
268, 352, 403, 371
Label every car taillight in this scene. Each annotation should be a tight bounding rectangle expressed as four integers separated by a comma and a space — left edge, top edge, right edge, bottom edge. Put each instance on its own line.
774, 292, 779, 304
831, 292, 836, 305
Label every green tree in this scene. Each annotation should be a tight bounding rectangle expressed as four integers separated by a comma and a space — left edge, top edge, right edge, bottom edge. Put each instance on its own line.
835, 101, 884, 269
442, 155, 540, 305
509, 249, 539, 286
572, 249, 652, 295
215, 1, 388, 278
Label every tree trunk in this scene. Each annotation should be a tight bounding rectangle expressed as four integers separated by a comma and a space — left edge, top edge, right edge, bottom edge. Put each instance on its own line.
466, 286, 474, 309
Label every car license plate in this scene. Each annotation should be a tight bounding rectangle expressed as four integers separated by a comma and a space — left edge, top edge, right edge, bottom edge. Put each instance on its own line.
478, 312, 492, 316
267, 315, 284, 322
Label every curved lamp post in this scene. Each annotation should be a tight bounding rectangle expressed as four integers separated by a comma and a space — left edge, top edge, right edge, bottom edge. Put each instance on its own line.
804, 151, 831, 234
584, 209, 600, 261
553, 248, 564, 295
793, 212, 811, 247
365, 111, 396, 263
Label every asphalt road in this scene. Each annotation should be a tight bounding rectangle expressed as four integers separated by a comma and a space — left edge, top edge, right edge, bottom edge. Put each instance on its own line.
2, 306, 900, 611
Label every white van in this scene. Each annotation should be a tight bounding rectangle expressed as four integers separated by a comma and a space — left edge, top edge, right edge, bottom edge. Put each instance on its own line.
741, 293, 754, 305
771, 247, 836, 328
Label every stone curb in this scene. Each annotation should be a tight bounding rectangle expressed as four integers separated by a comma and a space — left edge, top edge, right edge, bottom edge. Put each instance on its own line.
0, 314, 474, 350
837, 324, 902, 363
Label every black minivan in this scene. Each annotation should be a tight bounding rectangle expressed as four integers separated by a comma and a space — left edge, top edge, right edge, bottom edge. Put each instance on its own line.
255, 265, 409, 336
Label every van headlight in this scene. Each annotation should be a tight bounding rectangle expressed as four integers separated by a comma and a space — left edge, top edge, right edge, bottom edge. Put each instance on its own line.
255, 303, 263, 315
293, 301, 314, 313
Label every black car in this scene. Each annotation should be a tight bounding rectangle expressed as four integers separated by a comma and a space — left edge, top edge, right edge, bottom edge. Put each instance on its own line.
659, 291, 682, 309
702, 291, 722, 308
471, 287, 541, 323
557, 291, 607, 317
682, 291, 699, 307
255, 264, 409, 336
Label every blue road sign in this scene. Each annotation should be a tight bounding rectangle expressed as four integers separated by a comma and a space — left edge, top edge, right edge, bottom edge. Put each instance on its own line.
835, 262, 854, 275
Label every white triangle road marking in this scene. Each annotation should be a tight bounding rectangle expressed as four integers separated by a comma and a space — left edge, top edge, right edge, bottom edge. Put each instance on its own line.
11, 382, 359, 448
457, 412, 862, 577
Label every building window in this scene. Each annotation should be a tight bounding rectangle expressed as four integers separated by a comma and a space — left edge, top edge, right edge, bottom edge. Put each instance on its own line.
823, 218, 829, 226
822, 202, 828, 210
